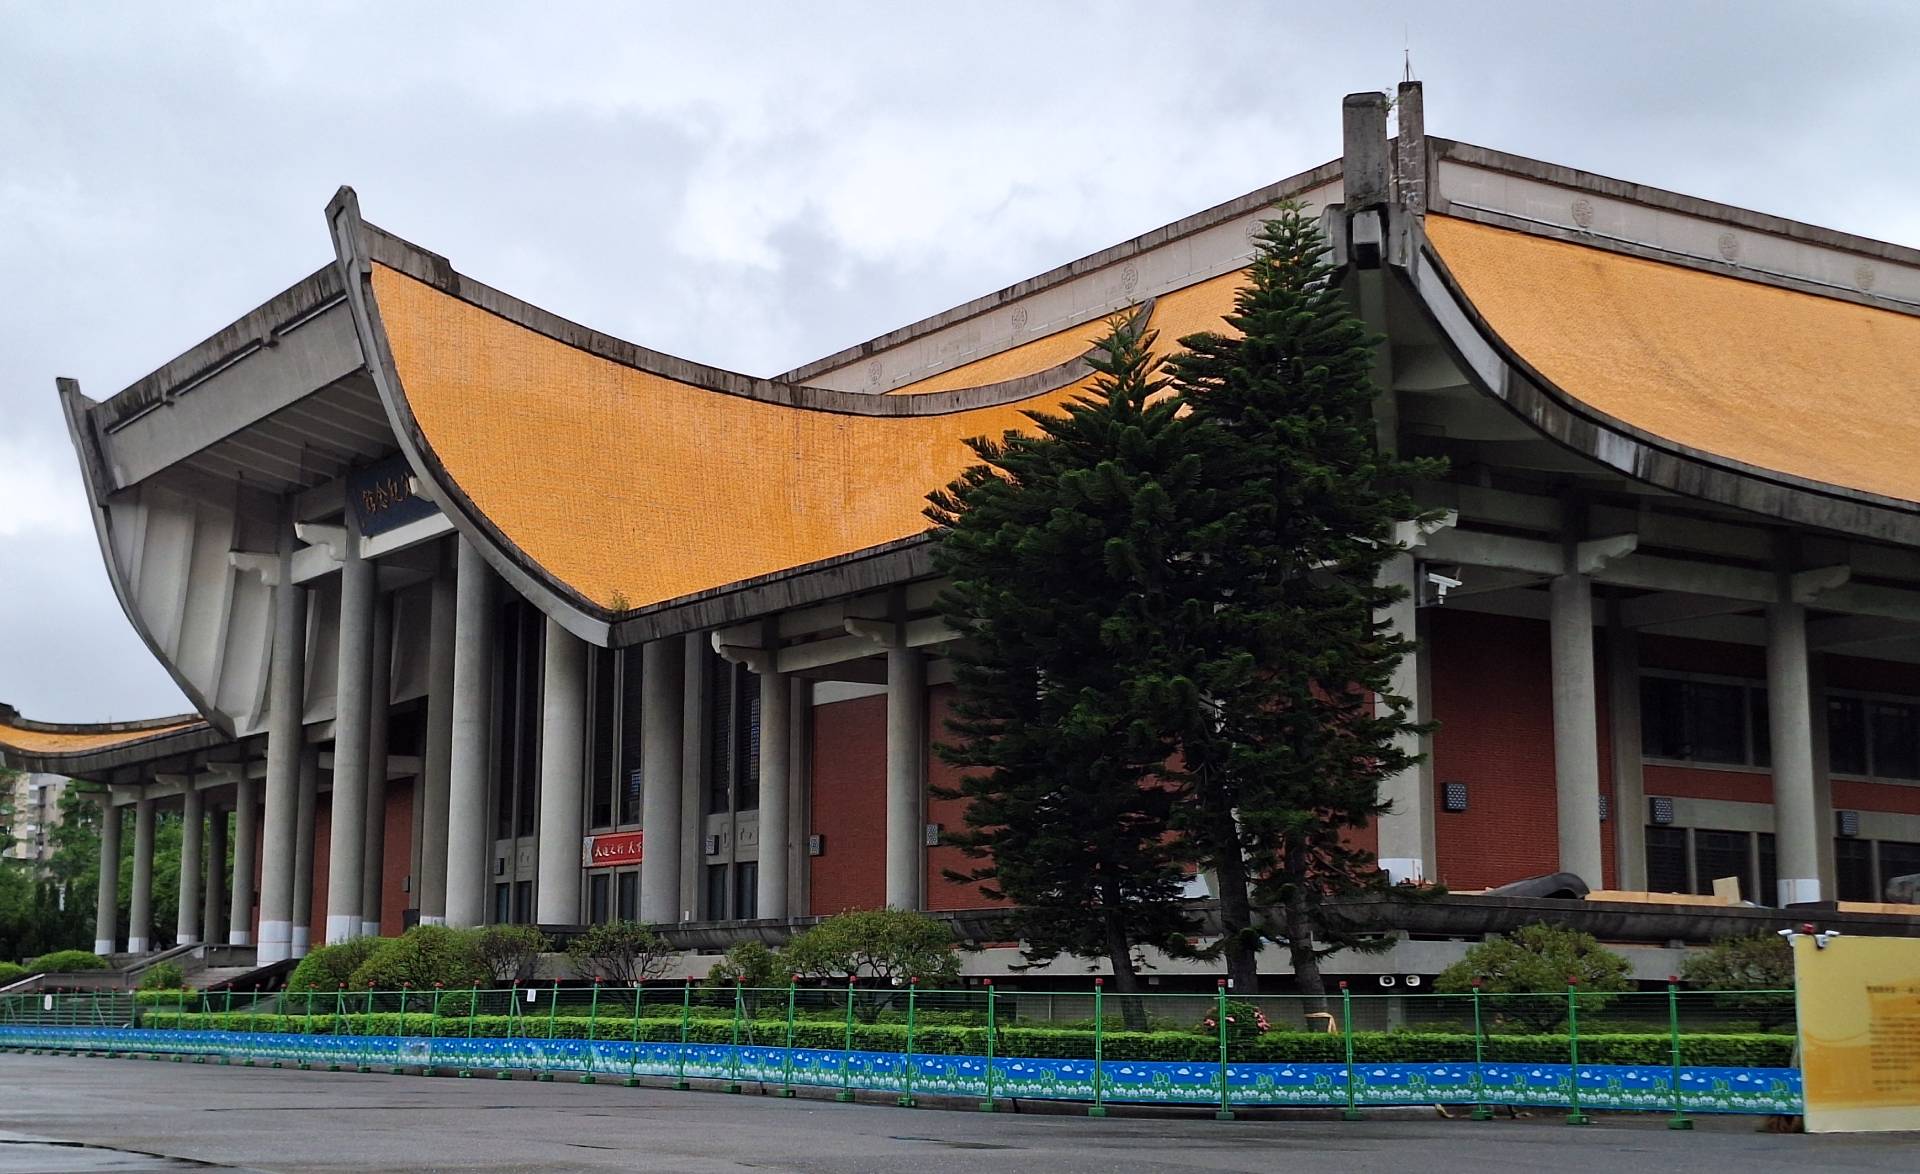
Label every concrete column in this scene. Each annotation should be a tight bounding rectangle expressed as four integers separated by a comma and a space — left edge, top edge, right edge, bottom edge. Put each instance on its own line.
257, 543, 307, 964
360, 595, 394, 938
229, 776, 257, 946
678, 638, 708, 920
291, 746, 317, 956
757, 665, 791, 919
325, 513, 375, 943
1810, 652, 1837, 896
445, 538, 495, 928
1550, 572, 1605, 888
418, 542, 457, 924
1605, 603, 1646, 891
1767, 601, 1822, 904
127, 795, 156, 953
1373, 551, 1432, 884
93, 796, 120, 956
535, 618, 587, 925
202, 802, 225, 948
177, 785, 203, 946
885, 647, 926, 910
639, 634, 685, 924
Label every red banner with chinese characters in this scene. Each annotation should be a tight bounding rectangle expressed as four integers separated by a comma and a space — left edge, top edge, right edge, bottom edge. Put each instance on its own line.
584, 831, 643, 868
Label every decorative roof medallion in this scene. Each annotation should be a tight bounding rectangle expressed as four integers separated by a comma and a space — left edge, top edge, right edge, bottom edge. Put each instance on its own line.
1120, 261, 1139, 295
1570, 197, 1595, 229
1010, 306, 1029, 332
1717, 231, 1741, 262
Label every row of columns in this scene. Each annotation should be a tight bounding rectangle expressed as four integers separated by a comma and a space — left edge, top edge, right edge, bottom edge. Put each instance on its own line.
93, 784, 255, 955
96, 528, 940, 956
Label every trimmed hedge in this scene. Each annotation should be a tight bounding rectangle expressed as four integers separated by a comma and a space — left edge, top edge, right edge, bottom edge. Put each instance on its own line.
0, 962, 28, 985
134, 1010, 1794, 1068
26, 950, 106, 973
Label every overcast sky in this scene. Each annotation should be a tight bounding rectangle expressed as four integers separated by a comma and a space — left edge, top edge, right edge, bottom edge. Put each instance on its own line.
3, 1, 1918, 722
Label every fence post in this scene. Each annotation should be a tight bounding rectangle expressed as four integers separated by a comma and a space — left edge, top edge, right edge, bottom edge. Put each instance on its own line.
581, 979, 602, 1084
536, 982, 559, 1082
896, 977, 919, 1108
1215, 978, 1233, 1121
220, 987, 233, 1065
725, 980, 743, 1094
391, 984, 412, 1074
1089, 977, 1107, 1118
1340, 983, 1364, 1121
674, 978, 693, 1090
979, 980, 997, 1113
778, 975, 799, 1098
836, 980, 856, 1103
497, 980, 519, 1081
1665, 978, 1693, 1130
1564, 980, 1589, 1126
624, 980, 644, 1088
460, 984, 479, 1079
356, 983, 376, 1072
1469, 980, 1492, 1120
424, 984, 442, 1076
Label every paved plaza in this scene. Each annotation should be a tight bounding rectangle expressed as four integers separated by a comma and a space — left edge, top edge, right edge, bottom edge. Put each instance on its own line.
0, 1055, 1912, 1173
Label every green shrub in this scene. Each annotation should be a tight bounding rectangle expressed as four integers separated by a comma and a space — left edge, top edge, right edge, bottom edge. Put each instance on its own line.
27, 949, 106, 973
286, 937, 384, 993
471, 925, 548, 983
1434, 924, 1632, 1031
565, 922, 674, 985
349, 926, 487, 992
1679, 935, 1796, 1030
138, 962, 188, 990
0, 962, 28, 985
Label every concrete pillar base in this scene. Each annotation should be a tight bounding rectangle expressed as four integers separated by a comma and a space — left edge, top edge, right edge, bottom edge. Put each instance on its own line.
325, 914, 359, 944
1778, 877, 1822, 905
93, 939, 114, 956
359, 919, 381, 939
258, 922, 293, 964
176, 934, 198, 947
126, 937, 149, 954
228, 932, 252, 947
418, 915, 445, 926
291, 926, 309, 957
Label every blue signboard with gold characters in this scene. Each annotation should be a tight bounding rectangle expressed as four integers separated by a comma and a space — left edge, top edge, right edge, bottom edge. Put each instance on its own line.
347, 455, 438, 537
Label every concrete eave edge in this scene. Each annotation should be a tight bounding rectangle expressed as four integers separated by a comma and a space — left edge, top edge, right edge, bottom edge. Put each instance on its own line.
1391, 207, 1920, 547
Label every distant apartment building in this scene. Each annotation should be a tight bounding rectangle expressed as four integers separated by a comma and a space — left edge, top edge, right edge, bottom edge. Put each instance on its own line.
4, 771, 67, 872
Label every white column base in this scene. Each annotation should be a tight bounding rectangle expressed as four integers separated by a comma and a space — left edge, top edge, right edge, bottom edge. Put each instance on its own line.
418, 914, 445, 926
228, 931, 252, 947
94, 939, 114, 956
1778, 877, 1822, 906
291, 926, 310, 956
126, 937, 149, 954
176, 934, 198, 947
359, 919, 381, 939
257, 920, 293, 964
1379, 857, 1425, 885
325, 914, 359, 944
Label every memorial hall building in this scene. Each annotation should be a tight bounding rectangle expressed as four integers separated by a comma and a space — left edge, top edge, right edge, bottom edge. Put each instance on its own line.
6, 85, 1919, 981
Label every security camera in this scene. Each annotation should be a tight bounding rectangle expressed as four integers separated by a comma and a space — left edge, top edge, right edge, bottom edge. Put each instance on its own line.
1378, 974, 1398, 988
1815, 930, 1842, 950
1424, 569, 1463, 604
1776, 928, 1796, 939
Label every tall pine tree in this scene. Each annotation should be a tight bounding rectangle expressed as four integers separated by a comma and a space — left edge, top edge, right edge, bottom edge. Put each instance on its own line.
928, 317, 1207, 1008
1163, 202, 1441, 1003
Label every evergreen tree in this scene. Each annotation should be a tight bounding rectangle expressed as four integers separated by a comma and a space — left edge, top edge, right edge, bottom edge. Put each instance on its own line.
928, 317, 1208, 1008
1162, 202, 1441, 1004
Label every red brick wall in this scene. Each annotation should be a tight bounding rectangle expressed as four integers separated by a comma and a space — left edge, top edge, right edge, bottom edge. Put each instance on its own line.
809, 694, 887, 915
380, 782, 413, 935
307, 793, 331, 935
924, 684, 1004, 911
1833, 778, 1920, 816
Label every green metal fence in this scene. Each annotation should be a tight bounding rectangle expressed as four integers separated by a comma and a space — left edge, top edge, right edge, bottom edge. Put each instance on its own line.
0, 982, 1801, 1120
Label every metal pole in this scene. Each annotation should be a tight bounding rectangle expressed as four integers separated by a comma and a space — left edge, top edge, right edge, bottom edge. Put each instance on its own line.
673, 979, 692, 1090
220, 988, 233, 1065
1469, 981, 1492, 1120
725, 980, 743, 1094
624, 981, 643, 1088
896, 978, 918, 1108
1089, 978, 1107, 1117
980, 981, 997, 1113
425, 985, 441, 1076
1666, 979, 1693, 1130
460, 983, 478, 1078
391, 985, 410, 1073
537, 983, 559, 1081
1214, 979, 1233, 1121
1565, 981, 1590, 1126
356, 984, 375, 1072
836, 981, 856, 1103
779, 976, 798, 1098
498, 981, 519, 1080
1340, 983, 1363, 1121
581, 980, 601, 1084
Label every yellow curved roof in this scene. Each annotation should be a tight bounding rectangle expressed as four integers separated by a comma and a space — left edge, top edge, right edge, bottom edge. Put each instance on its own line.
0, 718, 201, 758
372, 264, 1242, 612
1426, 214, 1920, 504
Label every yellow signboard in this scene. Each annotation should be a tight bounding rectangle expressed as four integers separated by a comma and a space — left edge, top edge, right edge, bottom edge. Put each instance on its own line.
1795, 934, 1920, 1133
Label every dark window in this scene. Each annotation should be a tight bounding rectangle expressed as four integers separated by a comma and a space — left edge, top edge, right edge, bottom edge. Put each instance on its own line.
1880, 840, 1920, 893
494, 609, 521, 841
1749, 689, 1770, 768
733, 861, 759, 920
492, 600, 543, 840
618, 650, 645, 826
1828, 697, 1868, 775
1692, 829, 1753, 901
494, 883, 511, 925
1646, 826, 1689, 893
707, 661, 733, 815
515, 880, 533, 924
1640, 677, 1757, 766
516, 618, 541, 838
738, 670, 762, 812
617, 871, 639, 922
1757, 832, 1777, 907
705, 863, 728, 919
590, 649, 616, 829
1871, 702, 1920, 779
589, 873, 611, 924
1835, 838, 1874, 902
